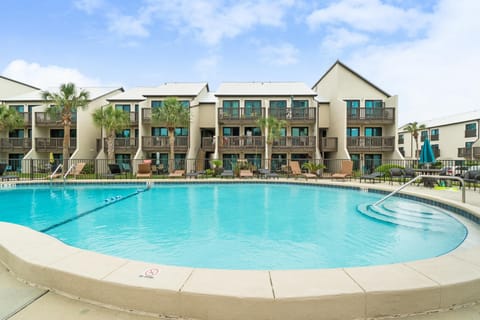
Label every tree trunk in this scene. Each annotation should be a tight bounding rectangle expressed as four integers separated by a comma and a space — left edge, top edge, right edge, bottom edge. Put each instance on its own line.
266, 142, 272, 170
169, 128, 175, 173
107, 130, 115, 163
62, 113, 71, 174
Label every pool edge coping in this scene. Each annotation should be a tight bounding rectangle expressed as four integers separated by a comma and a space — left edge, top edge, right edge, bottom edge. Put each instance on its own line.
1, 179, 480, 320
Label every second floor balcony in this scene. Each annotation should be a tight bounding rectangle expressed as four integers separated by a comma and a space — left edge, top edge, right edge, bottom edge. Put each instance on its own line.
347, 108, 395, 124
320, 137, 338, 152
218, 108, 266, 123
35, 137, 77, 152
458, 147, 480, 158
0, 138, 32, 152
269, 107, 316, 123
201, 137, 215, 151
103, 138, 138, 153
35, 112, 76, 127
219, 136, 265, 150
272, 136, 316, 151
141, 136, 188, 152
465, 129, 477, 138
347, 136, 395, 152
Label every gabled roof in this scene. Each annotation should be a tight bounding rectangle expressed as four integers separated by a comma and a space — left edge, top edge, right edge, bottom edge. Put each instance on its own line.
216, 82, 316, 96
312, 60, 391, 97
107, 87, 156, 102
142, 82, 209, 97
0, 75, 40, 91
198, 92, 217, 104
4, 87, 123, 102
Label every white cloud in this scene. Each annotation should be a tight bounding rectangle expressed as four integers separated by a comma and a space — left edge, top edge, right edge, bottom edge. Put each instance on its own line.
107, 0, 296, 44
322, 28, 369, 50
307, 0, 432, 36
2, 60, 101, 89
260, 43, 299, 66
73, 0, 104, 14
346, 0, 480, 124
195, 55, 221, 77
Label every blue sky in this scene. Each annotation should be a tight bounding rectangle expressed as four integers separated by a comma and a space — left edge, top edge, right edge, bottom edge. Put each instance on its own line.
1, 0, 479, 125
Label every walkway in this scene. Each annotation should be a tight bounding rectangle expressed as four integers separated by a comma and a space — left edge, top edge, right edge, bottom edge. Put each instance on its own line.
1, 180, 480, 320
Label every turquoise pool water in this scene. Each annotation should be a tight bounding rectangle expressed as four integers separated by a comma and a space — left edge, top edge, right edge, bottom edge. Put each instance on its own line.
0, 183, 468, 269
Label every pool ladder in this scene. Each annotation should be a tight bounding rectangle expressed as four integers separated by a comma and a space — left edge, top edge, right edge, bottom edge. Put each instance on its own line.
373, 175, 466, 206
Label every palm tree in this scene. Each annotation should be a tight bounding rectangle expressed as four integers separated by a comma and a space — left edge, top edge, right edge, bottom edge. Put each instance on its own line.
41, 83, 90, 172
404, 121, 426, 158
151, 97, 190, 173
257, 116, 287, 169
92, 104, 130, 162
0, 104, 24, 132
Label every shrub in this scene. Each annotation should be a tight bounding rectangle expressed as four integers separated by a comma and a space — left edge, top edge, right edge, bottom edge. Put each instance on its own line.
373, 164, 404, 177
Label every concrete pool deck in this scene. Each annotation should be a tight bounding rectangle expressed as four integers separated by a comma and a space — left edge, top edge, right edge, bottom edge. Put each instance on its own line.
1, 179, 480, 320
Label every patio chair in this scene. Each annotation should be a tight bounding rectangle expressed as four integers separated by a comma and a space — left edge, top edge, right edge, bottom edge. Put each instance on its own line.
220, 169, 234, 178
136, 163, 152, 178
258, 168, 279, 179
359, 172, 385, 183
168, 170, 185, 178
69, 163, 86, 179
186, 170, 205, 179
0, 163, 19, 181
239, 169, 254, 178
290, 161, 317, 180
331, 160, 353, 180
106, 164, 124, 179
388, 168, 404, 184
463, 170, 480, 190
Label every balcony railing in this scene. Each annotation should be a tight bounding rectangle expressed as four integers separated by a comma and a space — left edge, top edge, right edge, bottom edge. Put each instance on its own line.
272, 136, 316, 150
35, 137, 77, 152
269, 107, 316, 122
433, 148, 440, 158
347, 136, 395, 152
347, 108, 395, 123
35, 112, 77, 126
103, 138, 138, 152
219, 136, 265, 150
141, 136, 188, 152
320, 137, 338, 152
430, 134, 439, 141
22, 112, 32, 126
458, 147, 480, 158
218, 108, 266, 122
142, 109, 152, 124
0, 138, 32, 151
201, 137, 215, 151
465, 129, 477, 138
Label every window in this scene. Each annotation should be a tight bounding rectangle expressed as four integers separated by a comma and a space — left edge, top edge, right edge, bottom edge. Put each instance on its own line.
116, 129, 130, 138
350, 154, 360, 172
174, 153, 186, 169
431, 128, 439, 141
270, 100, 287, 108
465, 123, 477, 137
420, 130, 428, 141
365, 100, 383, 108
180, 100, 190, 108
292, 100, 308, 108
152, 127, 168, 136
347, 127, 360, 137
151, 101, 163, 109
291, 127, 308, 136
245, 100, 261, 117
466, 141, 474, 149
365, 154, 382, 173
398, 134, 404, 144
115, 104, 130, 112
399, 147, 405, 157
244, 127, 261, 136
9, 105, 24, 113
174, 128, 189, 136
271, 153, 287, 171
222, 154, 239, 170
245, 154, 261, 169
222, 100, 239, 118
115, 154, 130, 164
364, 127, 382, 137
223, 127, 239, 136
9, 129, 24, 138
345, 100, 360, 108
346, 100, 360, 118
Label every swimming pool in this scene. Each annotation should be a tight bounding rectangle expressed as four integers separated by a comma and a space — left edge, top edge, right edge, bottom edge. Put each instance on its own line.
0, 183, 467, 270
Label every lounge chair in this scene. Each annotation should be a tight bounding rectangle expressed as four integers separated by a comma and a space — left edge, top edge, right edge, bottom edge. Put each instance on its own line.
136, 163, 152, 178
258, 168, 279, 179
106, 164, 123, 179
239, 169, 253, 178
0, 163, 19, 181
220, 169, 234, 178
331, 160, 353, 180
186, 170, 205, 179
168, 170, 185, 178
463, 170, 480, 190
359, 172, 385, 183
70, 163, 86, 179
289, 161, 317, 180
388, 168, 404, 184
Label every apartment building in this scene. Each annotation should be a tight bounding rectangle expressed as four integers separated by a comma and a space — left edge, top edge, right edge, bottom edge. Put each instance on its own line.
398, 110, 480, 161
0, 85, 123, 170
312, 61, 402, 172
0, 60, 403, 174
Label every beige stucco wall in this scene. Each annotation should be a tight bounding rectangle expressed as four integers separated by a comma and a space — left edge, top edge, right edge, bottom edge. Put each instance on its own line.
0, 78, 37, 100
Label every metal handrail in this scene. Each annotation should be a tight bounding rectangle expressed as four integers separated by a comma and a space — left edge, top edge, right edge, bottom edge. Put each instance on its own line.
63, 164, 76, 180
373, 175, 465, 206
49, 164, 63, 180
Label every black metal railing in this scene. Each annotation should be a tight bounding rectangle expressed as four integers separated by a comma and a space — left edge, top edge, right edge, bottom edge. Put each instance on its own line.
347, 136, 395, 151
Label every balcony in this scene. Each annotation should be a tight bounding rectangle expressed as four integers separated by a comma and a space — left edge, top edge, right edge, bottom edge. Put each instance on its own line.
347, 136, 395, 152
103, 138, 138, 153
35, 137, 77, 152
141, 136, 188, 152
269, 107, 316, 123
430, 134, 439, 141
35, 112, 77, 127
272, 136, 316, 151
201, 137, 215, 151
347, 108, 395, 124
219, 136, 265, 151
458, 147, 480, 158
0, 138, 32, 152
142, 109, 153, 124
320, 137, 338, 152
218, 108, 266, 124
465, 129, 477, 138
22, 112, 32, 126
